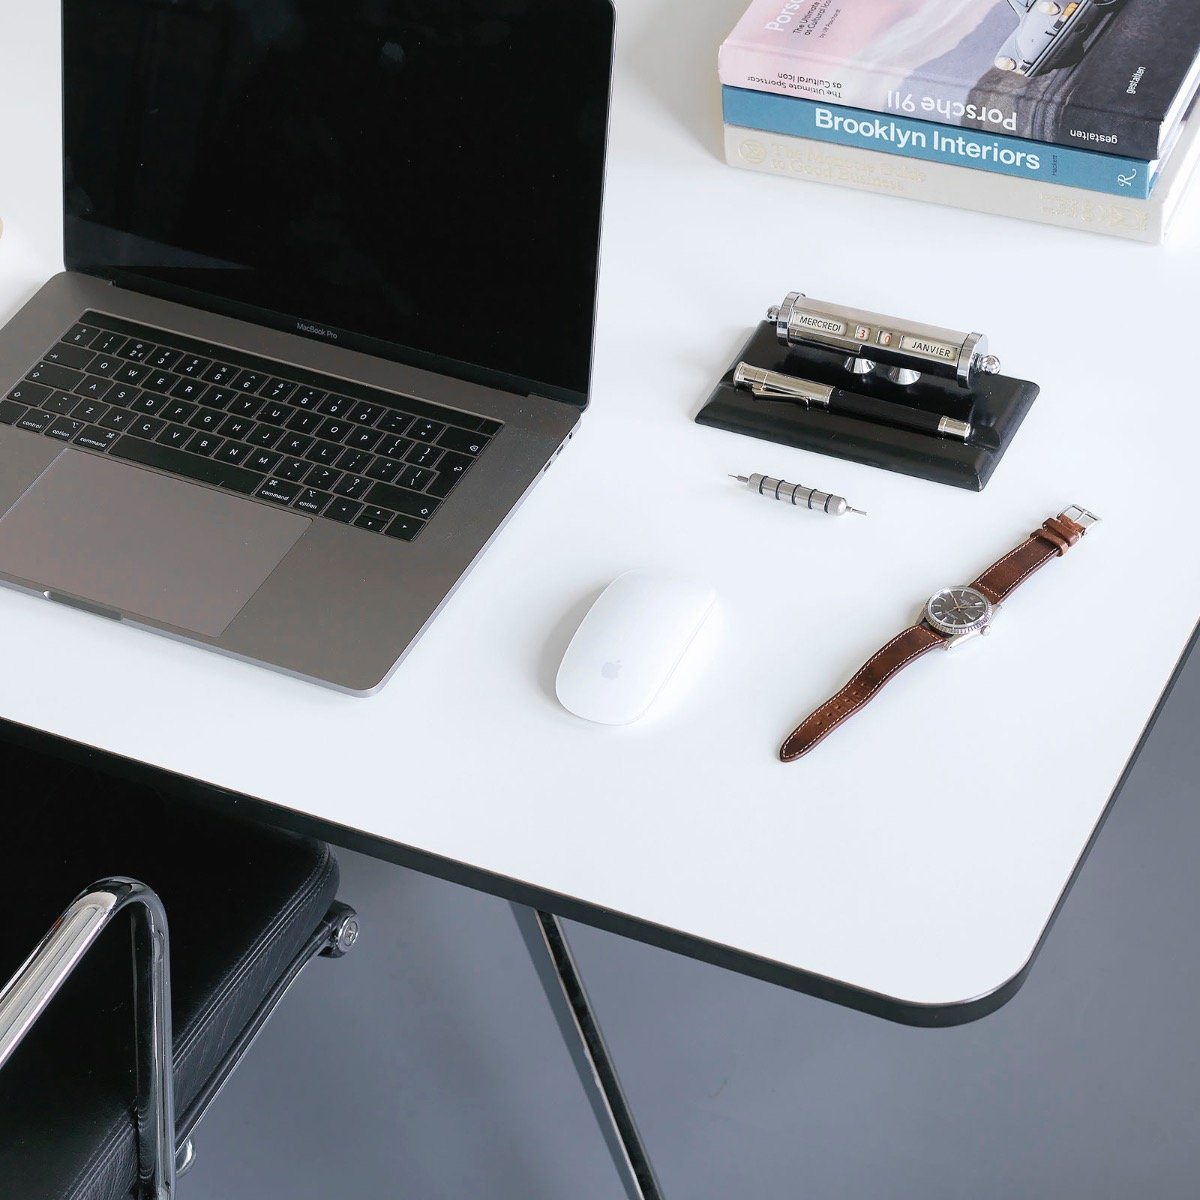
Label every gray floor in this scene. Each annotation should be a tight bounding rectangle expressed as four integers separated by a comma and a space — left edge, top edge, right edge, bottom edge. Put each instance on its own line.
185, 636, 1200, 1200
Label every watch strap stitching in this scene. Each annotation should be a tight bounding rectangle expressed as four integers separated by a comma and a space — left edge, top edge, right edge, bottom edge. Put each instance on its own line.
780, 626, 944, 762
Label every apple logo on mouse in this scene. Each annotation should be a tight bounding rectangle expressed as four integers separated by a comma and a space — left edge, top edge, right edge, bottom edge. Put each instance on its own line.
602, 660, 622, 681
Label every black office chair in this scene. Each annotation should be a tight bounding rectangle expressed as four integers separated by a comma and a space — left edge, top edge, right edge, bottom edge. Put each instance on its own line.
0, 736, 358, 1199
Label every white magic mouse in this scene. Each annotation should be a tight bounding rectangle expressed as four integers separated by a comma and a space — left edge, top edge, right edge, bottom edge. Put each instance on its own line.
555, 570, 717, 725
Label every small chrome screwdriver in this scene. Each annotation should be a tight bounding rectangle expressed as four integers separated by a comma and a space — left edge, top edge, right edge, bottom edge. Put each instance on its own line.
730, 473, 866, 517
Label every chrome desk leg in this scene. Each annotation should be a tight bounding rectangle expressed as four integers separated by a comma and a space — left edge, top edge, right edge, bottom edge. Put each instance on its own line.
512, 905, 664, 1200
0, 878, 176, 1200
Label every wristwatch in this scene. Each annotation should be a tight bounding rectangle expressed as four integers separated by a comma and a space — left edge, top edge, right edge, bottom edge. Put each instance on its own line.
780, 506, 1100, 763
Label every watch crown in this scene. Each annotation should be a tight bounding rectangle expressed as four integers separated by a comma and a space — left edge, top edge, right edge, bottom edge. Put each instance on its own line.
980, 626, 992, 636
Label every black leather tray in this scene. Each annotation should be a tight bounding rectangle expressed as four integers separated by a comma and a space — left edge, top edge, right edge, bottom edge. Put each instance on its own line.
695, 322, 1039, 492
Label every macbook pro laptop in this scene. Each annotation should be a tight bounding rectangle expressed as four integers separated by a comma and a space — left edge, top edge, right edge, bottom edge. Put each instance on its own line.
0, 0, 614, 693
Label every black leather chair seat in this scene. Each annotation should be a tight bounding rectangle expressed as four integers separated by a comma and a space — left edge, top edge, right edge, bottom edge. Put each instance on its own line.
0, 739, 339, 1200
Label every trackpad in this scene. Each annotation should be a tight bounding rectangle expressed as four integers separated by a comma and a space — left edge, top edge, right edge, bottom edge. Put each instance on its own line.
0, 451, 309, 637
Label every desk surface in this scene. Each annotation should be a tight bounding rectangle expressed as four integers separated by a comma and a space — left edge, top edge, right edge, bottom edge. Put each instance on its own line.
2, 0, 1198, 1026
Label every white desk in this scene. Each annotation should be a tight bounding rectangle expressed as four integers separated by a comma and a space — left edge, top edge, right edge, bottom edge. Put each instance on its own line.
2, 0, 1198, 1025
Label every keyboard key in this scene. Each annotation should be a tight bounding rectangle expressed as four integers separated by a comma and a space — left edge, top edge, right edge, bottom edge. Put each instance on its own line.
427, 453, 470, 497
261, 379, 296, 402
45, 343, 96, 369
318, 394, 353, 418
366, 457, 402, 483
396, 465, 435, 492
109, 435, 260, 495
219, 414, 254, 440
248, 424, 284, 448
203, 361, 238, 386
216, 441, 253, 465
408, 419, 445, 443
118, 338, 155, 362
73, 424, 119, 451
130, 416, 166, 440
376, 412, 413, 436
367, 481, 440, 520
98, 407, 135, 432
131, 393, 168, 415
177, 355, 211, 377
155, 423, 193, 449
27, 361, 83, 390
359, 505, 393, 525
306, 467, 341, 492
293, 488, 331, 515
64, 323, 100, 347
285, 409, 323, 434
112, 362, 152, 386
438, 426, 490, 455
42, 416, 83, 442
16, 408, 54, 434
143, 371, 177, 393
205, 388, 239, 411
72, 398, 109, 423
188, 433, 223, 457
86, 355, 124, 378
336, 449, 372, 474
306, 439, 342, 465
276, 457, 310, 482
171, 378, 209, 403
7, 382, 51, 408
257, 477, 301, 505
375, 435, 412, 460
188, 407, 225, 433
316, 418, 352, 442
292, 387, 325, 409
478, 418, 503, 436
279, 434, 313, 457
43, 391, 82, 416
0, 399, 28, 425
147, 347, 182, 371
246, 450, 281, 473
348, 401, 381, 425
324, 498, 362, 524
232, 370, 266, 393
224, 394, 264, 418
106, 384, 142, 408
334, 475, 370, 500
405, 442, 442, 468
345, 428, 381, 452
257, 402, 290, 427
385, 515, 425, 542
92, 331, 126, 355
161, 400, 198, 424
73, 376, 114, 401
354, 511, 391, 533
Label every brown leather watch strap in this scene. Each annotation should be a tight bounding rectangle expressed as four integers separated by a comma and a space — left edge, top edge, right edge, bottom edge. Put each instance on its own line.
780, 624, 947, 762
970, 511, 1087, 603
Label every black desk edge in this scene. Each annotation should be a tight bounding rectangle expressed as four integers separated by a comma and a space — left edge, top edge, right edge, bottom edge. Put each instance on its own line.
3, 622, 1195, 1029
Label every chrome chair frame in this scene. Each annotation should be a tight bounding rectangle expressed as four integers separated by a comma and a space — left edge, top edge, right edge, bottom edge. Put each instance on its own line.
0, 878, 176, 1200
0, 876, 360, 1200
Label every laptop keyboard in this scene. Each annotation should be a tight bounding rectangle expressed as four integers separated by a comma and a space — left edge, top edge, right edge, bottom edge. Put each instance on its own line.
0, 312, 502, 542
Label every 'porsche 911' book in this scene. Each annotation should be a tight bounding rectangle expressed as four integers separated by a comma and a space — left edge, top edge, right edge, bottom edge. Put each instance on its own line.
718, 0, 1200, 161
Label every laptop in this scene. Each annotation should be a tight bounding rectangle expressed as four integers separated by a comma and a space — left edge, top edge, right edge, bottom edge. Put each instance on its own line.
0, 0, 614, 694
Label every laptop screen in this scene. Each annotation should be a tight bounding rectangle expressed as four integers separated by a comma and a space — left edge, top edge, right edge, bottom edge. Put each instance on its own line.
62, 0, 614, 408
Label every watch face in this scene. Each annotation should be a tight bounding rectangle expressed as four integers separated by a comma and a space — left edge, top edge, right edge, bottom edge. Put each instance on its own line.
925, 587, 993, 636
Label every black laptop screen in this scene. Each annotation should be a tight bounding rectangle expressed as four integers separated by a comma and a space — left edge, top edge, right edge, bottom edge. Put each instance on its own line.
62, 0, 614, 407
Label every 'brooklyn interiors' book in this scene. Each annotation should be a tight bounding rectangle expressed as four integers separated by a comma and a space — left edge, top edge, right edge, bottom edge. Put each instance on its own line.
721, 108, 1200, 244
718, 0, 1200, 161
723, 87, 1167, 197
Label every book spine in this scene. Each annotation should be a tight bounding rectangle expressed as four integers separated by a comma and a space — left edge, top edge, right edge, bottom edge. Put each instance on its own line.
722, 88, 1156, 199
717, 41, 1165, 160
721, 124, 1164, 244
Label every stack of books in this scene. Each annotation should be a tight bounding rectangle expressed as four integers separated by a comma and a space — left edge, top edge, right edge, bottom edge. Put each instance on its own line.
719, 0, 1200, 242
